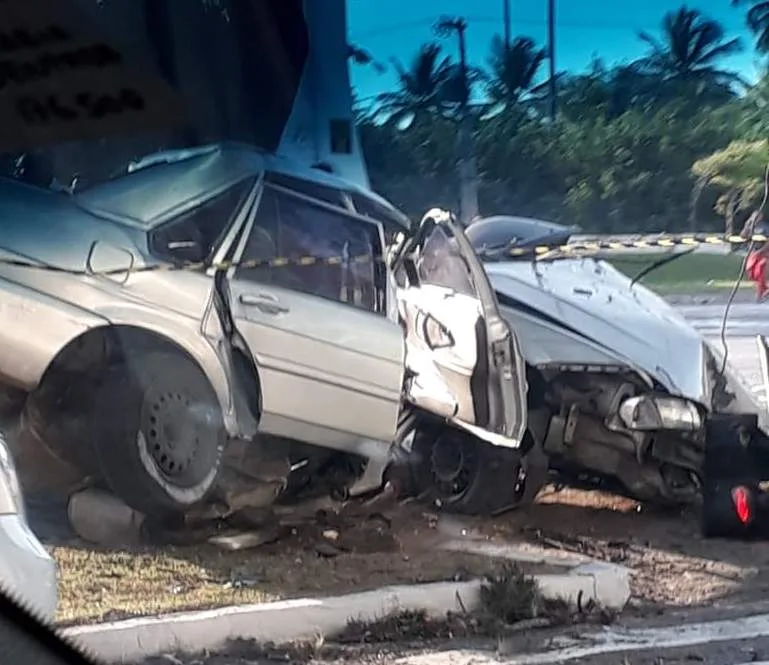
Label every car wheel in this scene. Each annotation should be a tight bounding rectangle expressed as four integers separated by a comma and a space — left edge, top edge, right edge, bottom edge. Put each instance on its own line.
91, 351, 225, 517
410, 423, 540, 516
21, 374, 100, 477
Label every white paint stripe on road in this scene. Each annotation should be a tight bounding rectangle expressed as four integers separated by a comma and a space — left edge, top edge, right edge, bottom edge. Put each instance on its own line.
400, 613, 769, 665
506, 613, 769, 664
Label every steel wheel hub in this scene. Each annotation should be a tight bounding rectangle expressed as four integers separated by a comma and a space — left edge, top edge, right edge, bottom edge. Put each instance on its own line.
142, 390, 201, 477
429, 432, 475, 497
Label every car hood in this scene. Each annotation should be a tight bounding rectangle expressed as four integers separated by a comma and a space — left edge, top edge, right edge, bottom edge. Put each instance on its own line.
485, 258, 764, 422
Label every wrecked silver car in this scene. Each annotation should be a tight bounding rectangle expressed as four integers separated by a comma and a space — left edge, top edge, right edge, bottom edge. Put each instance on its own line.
0, 143, 530, 520
460, 215, 769, 507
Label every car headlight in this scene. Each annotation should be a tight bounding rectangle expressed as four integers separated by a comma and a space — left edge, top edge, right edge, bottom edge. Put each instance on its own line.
418, 312, 454, 350
618, 395, 702, 432
0, 433, 24, 517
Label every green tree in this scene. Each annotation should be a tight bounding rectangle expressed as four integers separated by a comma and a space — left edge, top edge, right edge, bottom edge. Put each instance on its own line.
374, 43, 455, 126
485, 35, 547, 109
348, 43, 386, 74
692, 139, 769, 234
732, 0, 769, 53
637, 5, 744, 103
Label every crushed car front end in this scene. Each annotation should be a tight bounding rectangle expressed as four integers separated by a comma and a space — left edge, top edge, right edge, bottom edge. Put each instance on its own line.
467, 216, 768, 506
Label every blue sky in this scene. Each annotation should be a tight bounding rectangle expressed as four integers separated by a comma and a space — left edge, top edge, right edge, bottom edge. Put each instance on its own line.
347, 0, 764, 104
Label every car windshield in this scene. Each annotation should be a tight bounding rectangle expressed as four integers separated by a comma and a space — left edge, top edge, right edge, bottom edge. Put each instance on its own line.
1, 1, 767, 660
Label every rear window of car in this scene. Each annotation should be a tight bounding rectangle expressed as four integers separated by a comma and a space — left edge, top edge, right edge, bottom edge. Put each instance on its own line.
148, 178, 254, 265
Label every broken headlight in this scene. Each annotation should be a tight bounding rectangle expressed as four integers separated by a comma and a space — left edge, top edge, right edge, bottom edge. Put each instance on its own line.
421, 313, 454, 350
618, 395, 702, 432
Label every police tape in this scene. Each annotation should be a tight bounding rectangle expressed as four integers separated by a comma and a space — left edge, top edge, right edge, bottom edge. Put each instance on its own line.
0, 231, 766, 276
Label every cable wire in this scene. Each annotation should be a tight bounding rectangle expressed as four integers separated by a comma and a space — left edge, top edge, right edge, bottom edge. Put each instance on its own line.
718, 160, 769, 377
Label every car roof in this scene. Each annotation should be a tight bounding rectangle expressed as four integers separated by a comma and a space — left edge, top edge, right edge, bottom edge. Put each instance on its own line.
466, 215, 580, 251
73, 142, 410, 232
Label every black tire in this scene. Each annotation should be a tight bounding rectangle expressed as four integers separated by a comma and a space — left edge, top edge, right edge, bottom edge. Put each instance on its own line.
91, 351, 225, 517
22, 373, 100, 477
410, 422, 543, 516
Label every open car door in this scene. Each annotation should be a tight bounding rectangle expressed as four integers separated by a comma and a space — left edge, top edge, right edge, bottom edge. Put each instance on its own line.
393, 208, 528, 447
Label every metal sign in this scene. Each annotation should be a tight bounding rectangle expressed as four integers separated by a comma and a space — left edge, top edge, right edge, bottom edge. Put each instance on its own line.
0, 0, 184, 152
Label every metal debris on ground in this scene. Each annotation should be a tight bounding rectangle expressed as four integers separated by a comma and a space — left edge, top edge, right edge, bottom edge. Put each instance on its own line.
64, 481, 410, 555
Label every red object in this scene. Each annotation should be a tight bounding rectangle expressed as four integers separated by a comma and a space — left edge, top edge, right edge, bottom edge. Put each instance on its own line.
746, 252, 768, 299
732, 486, 753, 525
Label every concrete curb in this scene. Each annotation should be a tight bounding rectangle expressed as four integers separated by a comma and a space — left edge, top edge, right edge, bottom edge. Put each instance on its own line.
63, 562, 630, 664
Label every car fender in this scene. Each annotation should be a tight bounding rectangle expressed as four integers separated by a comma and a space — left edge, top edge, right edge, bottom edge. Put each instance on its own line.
0, 275, 111, 391
91, 301, 250, 439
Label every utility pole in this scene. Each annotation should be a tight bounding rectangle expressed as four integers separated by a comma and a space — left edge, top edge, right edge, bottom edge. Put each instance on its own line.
436, 16, 479, 226
547, 0, 556, 121
503, 0, 511, 48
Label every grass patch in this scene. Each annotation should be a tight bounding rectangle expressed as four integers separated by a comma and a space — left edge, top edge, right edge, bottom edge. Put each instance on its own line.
607, 251, 748, 294
52, 543, 502, 625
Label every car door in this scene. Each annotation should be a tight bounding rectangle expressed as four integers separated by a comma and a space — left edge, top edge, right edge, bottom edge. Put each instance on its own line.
225, 181, 405, 450
394, 208, 528, 447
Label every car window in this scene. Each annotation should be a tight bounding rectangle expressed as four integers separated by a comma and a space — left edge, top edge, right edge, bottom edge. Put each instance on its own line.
350, 192, 410, 241
148, 178, 254, 265
237, 187, 281, 284
239, 185, 385, 314
417, 225, 477, 298
265, 171, 348, 209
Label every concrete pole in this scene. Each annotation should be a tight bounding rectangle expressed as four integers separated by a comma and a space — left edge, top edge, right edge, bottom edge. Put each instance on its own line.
503, 0, 511, 48
547, 0, 557, 121
436, 16, 479, 225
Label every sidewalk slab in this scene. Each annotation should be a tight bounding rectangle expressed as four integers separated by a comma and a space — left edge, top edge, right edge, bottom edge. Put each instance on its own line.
62, 562, 630, 664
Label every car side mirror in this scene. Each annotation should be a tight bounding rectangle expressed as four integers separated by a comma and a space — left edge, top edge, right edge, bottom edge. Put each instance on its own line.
86, 241, 135, 285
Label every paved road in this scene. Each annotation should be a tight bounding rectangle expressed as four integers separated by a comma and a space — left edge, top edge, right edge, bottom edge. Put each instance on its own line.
676, 301, 769, 407
678, 301, 769, 338
397, 623, 769, 665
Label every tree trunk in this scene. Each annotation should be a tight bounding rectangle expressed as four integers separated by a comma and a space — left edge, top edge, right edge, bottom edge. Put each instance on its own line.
725, 188, 740, 254
689, 175, 708, 233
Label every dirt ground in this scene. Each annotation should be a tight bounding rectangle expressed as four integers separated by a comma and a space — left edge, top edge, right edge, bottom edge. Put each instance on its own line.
48, 502, 523, 625
470, 486, 765, 610
121, 483, 769, 665
28, 477, 769, 628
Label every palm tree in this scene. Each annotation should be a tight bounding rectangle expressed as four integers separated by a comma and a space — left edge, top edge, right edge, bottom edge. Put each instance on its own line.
732, 0, 769, 53
637, 6, 744, 93
485, 35, 547, 107
347, 43, 386, 74
374, 43, 454, 126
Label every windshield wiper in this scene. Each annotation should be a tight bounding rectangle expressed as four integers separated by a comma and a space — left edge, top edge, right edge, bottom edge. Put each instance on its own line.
629, 246, 696, 287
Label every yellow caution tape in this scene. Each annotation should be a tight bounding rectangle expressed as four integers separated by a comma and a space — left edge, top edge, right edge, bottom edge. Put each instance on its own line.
0, 231, 766, 277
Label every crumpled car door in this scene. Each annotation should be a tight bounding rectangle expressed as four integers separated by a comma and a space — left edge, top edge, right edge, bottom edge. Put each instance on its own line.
393, 208, 528, 447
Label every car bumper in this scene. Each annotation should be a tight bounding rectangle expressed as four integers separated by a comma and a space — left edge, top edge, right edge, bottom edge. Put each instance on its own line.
0, 513, 57, 623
